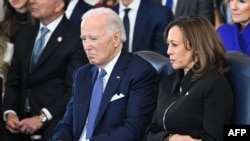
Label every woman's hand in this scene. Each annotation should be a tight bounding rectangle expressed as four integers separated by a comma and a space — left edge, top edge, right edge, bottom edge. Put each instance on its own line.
166, 134, 202, 141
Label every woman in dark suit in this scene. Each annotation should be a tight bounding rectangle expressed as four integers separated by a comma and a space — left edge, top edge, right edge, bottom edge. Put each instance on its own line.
144, 16, 233, 141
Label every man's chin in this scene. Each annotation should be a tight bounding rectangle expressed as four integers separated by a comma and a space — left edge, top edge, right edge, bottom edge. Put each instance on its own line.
88, 60, 95, 65
31, 13, 40, 19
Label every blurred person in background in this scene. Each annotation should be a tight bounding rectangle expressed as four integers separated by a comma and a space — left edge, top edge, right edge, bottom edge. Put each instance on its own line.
217, 0, 250, 56
0, 0, 35, 43
65, 0, 93, 26
2, 0, 88, 140
0, 0, 35, 97
95, 0, 118, 8
214, 0, 233, 29
113, 0, 174, 57
153, 0, 215, 25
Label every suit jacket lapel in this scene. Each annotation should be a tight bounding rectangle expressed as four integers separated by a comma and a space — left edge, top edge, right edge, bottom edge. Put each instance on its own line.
25, 24, 40, 73
94, 51, 129, 128
31, 16, 69, 70
76, 66, 98, 138
133, 1, 148, 51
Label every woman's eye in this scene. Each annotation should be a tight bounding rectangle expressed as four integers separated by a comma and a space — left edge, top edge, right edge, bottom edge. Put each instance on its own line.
172, 43, 177, 47
168, 42, 177, 47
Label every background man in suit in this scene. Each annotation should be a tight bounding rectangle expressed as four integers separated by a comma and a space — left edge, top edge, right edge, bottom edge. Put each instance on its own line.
3, 0, 88, 140
154, 0, 215, 25
113, 0, 173, 57
51, 7, 159, 141
66, 0, 94, 26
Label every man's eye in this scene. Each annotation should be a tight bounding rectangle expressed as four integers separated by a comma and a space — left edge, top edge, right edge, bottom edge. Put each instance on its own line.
90, 37, 97, 41
80, 36, 86, 40
239, 0, 246, 3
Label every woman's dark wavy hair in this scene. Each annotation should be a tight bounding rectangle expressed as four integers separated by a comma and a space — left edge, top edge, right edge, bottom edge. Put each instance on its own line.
0, 35, 10, 90
164, 16, 228, 81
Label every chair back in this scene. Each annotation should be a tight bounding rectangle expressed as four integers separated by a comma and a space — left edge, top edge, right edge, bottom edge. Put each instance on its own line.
226, 51, 250, 125
136, 51, 250, 125
134, 51, 174, 76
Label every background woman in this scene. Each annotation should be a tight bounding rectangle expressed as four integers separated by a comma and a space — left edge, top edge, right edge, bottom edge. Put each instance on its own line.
0, 0, 35, 43
0, 0, 35, 94
217, 0, 250, 56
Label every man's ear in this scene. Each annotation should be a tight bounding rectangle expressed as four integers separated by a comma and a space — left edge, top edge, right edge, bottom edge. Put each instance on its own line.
54, 0, 65, 13
113, 30, 121, 47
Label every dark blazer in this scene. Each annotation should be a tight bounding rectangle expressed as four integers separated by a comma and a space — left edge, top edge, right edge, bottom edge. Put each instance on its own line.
144, 69, 233, 141
113, 0, 173, 57
69, 0, 94, 26
3, 16, 88, 139
153, 0, 214, 24
51, 50, 159, 141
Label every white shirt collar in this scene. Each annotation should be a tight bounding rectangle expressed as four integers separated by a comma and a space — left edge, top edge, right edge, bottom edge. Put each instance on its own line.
119, 0, 141, 12
39, 15, 64, 33
102, 51, 121, 79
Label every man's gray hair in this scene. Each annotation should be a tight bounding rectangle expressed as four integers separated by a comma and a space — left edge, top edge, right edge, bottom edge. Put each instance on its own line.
81, 7, 126, 42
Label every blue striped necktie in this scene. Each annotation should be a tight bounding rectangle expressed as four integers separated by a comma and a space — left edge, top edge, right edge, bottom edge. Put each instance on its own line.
86, 69, 107, 139
31, 27, 49, 68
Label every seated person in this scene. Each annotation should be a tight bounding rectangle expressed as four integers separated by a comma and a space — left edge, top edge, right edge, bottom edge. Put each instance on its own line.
51, 7, 159, 141
144, 16, 233, 141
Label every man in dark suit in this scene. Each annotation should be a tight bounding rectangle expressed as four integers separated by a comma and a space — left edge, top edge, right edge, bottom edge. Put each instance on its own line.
113, 0, 173, 57
51, 7, 159, 141
66, 0, 94, 26
3, 0, 88, 141
153, 0, 215, 25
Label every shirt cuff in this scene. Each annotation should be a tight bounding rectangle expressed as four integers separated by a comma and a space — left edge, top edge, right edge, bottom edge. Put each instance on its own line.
41, 108, 53, 120
3, 110, 17, 121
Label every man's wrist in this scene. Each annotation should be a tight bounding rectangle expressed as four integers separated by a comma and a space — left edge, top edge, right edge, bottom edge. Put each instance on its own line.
165, 134, 173, 141
6, 113, 18, 121
3, 110, 17, 121
38, 112, 48, 123
41, 108, 53, 120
